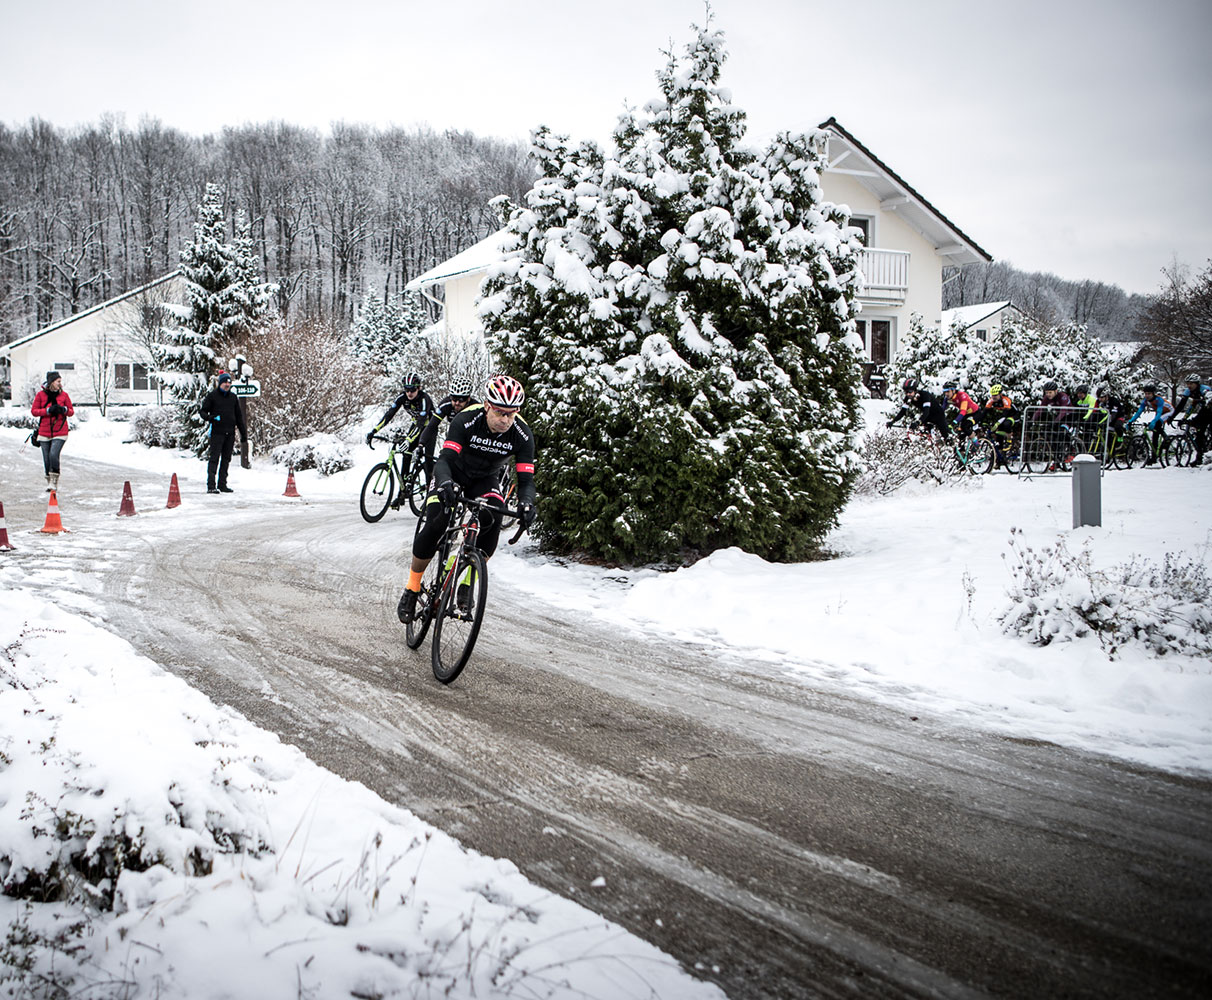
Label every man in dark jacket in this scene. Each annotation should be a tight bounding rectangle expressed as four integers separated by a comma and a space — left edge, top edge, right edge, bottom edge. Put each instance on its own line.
200, 372, 247, 493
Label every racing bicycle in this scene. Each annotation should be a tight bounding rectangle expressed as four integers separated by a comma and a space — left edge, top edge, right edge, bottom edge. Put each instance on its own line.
405, 494, 526, 684
360, 425, 429, 522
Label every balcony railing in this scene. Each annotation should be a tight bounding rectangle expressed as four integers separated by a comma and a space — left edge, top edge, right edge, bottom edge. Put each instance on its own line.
858, 248, 909, 301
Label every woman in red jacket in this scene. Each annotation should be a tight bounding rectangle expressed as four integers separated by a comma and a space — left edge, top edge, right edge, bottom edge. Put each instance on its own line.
31, 371, 74, 492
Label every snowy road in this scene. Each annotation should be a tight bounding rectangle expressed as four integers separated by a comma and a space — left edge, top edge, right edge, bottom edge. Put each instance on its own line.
4, 448, 1211, 1000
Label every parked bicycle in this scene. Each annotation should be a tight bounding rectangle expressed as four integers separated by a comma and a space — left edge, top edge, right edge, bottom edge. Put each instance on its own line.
405, 494, 527, 684
360, 422, 430, 522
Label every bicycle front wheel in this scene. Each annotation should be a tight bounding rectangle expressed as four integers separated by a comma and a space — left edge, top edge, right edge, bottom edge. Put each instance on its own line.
967, 437, 996, 475
432, 548, 488, 685
405, 550, 444, 650
360, 463, 395, 522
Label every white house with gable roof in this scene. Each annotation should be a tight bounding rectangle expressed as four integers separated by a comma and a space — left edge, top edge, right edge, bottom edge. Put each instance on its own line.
405, 119, 992, 382
939, 301, 1023, 341
1, 271, 184, 408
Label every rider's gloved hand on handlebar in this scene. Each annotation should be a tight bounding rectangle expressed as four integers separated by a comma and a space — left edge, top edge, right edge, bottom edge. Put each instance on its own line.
435, 480, 458, 507
365, 431, 374, 446
519, 503, 537, 530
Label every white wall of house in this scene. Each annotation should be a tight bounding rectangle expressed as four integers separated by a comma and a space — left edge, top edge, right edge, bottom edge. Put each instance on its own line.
821, 170, 947, 363
2, 276, 181, 407
443, 273, 484, 339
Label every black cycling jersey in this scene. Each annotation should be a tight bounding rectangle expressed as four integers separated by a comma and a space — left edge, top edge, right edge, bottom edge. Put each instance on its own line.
373, 390, 437, 440
435, 405, 536, 506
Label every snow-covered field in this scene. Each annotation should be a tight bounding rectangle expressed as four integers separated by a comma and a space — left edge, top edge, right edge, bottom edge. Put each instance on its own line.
2, 403, 1210, 996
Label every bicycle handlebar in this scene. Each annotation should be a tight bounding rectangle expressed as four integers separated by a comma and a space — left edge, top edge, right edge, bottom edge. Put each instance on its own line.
447, 493, 531, 545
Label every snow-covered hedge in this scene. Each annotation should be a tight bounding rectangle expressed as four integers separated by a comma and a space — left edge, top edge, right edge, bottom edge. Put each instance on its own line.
0, 624, 272, 911
270, 433, 353, 477
130, 405, 192, 449
0, 409, 35, 430
999, 528, 1212, 660
853, 428, 958, 496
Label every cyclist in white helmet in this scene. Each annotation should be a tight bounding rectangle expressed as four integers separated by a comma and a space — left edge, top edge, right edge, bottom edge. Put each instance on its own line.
398, 374, 537, 623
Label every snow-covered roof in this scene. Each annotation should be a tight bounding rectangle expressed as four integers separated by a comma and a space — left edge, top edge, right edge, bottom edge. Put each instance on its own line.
1, 270, 182, 356
404, 231, 511, 291
820, 118, 992, 266
941, 301, 1016, 331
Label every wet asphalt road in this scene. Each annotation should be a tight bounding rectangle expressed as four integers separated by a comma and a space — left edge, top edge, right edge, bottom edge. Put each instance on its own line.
2, 444, 1210, 999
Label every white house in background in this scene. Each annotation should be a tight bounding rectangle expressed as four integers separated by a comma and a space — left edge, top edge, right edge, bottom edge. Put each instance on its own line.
817, 118, 990, 370
0, 271, 183, 407
404, 119, 991, 377
939, 301, 1023, 341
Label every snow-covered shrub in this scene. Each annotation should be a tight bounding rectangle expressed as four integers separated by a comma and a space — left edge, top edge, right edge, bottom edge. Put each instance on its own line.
270, 433, 352, 476
246, 316, 379, 453
999, 528, 1212, 660
853, 428, 957, 496
0, 409, 35, 430
0, 625, 272, 911
889, 315, 1142, 402
130, 405, 191, 449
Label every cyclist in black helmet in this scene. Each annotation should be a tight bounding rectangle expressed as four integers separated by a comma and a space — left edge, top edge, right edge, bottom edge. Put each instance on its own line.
366, 371, 438, 500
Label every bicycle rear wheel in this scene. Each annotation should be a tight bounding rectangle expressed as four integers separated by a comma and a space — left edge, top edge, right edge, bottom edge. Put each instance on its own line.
406, 458, 428, 516
360, 463, 395, 522
431, 548, 488, 685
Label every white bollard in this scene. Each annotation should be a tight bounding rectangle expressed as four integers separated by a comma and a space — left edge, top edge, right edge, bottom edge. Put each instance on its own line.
1072, 454, 1101, 528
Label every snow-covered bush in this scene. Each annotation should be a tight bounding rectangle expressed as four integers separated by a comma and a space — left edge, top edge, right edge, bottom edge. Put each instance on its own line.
130, 405, 192, 449
247, 316, 379, 453
0, 625, 272, 912
270, 433, 353, 476
999, 528, 1212, 660
889, 315, 1142, 401
853, 428, 957, 496
0, 409, 35, 430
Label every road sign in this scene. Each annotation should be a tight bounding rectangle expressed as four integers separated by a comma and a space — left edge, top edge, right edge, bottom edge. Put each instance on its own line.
231, 379, 261, 399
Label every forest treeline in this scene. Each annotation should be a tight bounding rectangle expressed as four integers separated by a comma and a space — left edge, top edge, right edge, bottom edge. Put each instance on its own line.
0, 117, 535, 343
942, 260, 1148, 341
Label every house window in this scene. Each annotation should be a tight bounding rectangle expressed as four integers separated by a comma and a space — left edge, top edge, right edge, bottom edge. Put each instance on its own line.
133, 364, 153, 391
114, 363, 131, 389
870, 319, 891, 365
975, 329, 988, 342
53, 362, 75, 370
855, 318, 892, 364
849, 216, 873, 246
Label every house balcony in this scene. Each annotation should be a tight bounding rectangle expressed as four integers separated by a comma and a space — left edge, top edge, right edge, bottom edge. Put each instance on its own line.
857, 248, 909, 302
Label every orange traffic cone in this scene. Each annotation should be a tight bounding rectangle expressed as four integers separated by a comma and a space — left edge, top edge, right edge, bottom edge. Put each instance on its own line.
117, 481, 137, 517
38, 490, 69, 534
166, 473, 182, 509
283, 469, 301, 497
0, 501, 16, 551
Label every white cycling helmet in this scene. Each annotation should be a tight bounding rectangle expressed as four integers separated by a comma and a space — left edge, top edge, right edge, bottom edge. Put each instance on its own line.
485, 373, 525, 410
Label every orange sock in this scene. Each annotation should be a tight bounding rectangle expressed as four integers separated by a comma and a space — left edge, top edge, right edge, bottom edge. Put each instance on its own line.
407, 569, 424, 592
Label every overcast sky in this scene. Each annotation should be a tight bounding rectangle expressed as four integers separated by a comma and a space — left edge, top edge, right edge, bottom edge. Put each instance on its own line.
3, 0, 1209, 295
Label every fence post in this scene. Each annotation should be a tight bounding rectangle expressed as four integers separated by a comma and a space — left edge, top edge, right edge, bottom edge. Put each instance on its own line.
1072, 454, 1102, 528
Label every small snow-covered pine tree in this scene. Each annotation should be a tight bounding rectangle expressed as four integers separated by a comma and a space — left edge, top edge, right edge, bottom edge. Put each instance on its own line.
158, 184, 277, 456
351, 290, 432, 385
480, 20, 864, 563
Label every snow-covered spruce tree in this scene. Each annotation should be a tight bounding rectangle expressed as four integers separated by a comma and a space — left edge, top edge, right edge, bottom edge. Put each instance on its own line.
350, 290, 431, 383
158, 184, 276, 456
480, 23, 863, 563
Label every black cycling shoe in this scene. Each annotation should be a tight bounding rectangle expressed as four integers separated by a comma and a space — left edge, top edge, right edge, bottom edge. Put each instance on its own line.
397, 589, 418, 624
456, 583, 473, 617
